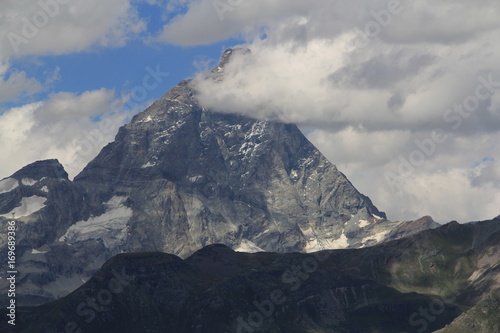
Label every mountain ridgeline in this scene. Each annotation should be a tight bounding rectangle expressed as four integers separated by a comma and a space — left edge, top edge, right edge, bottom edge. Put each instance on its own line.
2, 217, 499, 332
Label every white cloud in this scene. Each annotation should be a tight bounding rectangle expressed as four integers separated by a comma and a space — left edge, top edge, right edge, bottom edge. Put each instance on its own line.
307, 127, 412, 167
192, 34, 500, 131
0, 66, 43, 102
308, 128, 500, 223
36, 89, 115, 121
0, 89, 137, 179
160, 0, 500, 47
159, 0, 313, 45
0, 0, 147, 104
0, 0, 146, 60
0, 0, 151, 179
162, 0, 500, 222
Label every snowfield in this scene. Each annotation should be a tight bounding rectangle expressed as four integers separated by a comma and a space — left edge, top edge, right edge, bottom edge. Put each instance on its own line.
0, 178, 19, 194
358, 219, 369, 228
31, 248, 48, 254
235, 239, 264, 253
0, 195, 47, 218
362, 230, 389, 244
22, 178, 37, 186
59, 196, 133, 249
302, 225, 351, 252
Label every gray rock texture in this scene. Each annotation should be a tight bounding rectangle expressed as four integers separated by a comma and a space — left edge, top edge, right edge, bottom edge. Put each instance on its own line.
0, 50, 437, 305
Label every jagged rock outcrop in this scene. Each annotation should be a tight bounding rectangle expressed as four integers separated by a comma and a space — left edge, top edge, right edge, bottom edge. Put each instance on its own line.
0, 160, 110, 305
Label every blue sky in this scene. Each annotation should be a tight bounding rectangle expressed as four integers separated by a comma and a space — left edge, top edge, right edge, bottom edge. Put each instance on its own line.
0, 0, 247, 181
1, 0, 500, 223
7, 39, 226, 105
2, 3, 235, 109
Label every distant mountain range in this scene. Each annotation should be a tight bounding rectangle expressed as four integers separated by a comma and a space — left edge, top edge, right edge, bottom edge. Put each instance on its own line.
2, 216, 498, 332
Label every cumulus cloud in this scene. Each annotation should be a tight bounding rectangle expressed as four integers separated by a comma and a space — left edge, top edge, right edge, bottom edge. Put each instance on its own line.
0, 0, 146, 59
0, 0, 151, 179
162, 0, 500, 222
0, 66, 43, 102
160, 0, 500, 46
0, 0, 147, 103
159, 0, 313, 45
0, 89, 136, 179
308, 128, 500, 222
192, 33, 500, 132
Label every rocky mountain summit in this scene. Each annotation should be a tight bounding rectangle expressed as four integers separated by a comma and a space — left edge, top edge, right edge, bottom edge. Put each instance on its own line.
3, 217, 499, 333
0, 49, 437, 306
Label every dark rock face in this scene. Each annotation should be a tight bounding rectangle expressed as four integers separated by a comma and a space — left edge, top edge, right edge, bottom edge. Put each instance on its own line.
4, 218, 499, 333
73, 79, 393, 258
11, 159, 69, 181
0, 51, 437, 306
0, 160, 96, 305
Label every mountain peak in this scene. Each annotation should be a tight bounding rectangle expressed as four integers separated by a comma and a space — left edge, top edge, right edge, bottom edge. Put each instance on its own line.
212, 47, 251, 74
11, 159, 68, 181
73, 73, 399, 259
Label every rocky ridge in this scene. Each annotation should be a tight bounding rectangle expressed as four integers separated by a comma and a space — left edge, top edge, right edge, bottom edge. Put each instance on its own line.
2, 217, 498, 332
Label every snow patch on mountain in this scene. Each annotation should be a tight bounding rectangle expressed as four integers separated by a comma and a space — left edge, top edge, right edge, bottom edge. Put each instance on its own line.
235, 239, 264, 253
188, 175, 203, 183
362, 230, 389, 244
22, 178, 37, 186
59, 196, 132, 249
1, 196, 47, 218
0, 178, 19, 194
141, 161, 157, 169
31, 248, 48, 254
303, 228, 350, 252
328, 233, 350, 249
139, 115, 153, 122
358, 219, 369, 228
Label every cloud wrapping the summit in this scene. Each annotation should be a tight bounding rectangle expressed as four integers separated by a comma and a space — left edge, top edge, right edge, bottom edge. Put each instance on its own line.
165, 0, 500, 222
